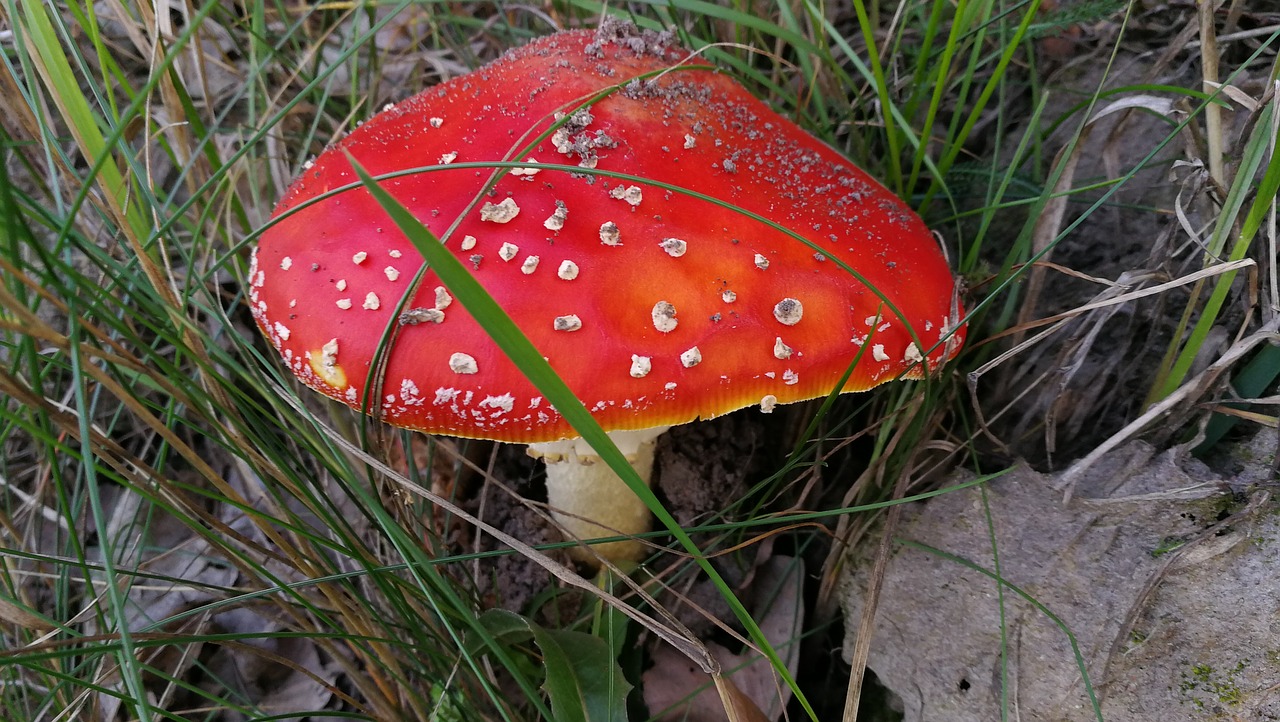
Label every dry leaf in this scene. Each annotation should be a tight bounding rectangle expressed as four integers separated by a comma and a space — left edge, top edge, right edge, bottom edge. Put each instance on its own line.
644, 557, 805, 721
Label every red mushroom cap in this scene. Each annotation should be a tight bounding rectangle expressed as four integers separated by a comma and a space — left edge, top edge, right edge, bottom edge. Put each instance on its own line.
248, 21, 966, 443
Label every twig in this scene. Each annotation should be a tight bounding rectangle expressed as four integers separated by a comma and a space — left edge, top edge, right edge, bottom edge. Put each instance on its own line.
1199, 0, 1225, 188
841, 471, 909, 722
1094, 490, 1271, 701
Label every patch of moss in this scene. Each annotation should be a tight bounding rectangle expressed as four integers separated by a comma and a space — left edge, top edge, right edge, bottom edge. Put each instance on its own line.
1177, 659, 1249, 715
1184, 493, 1246, 527
1150, 536, 1186, 558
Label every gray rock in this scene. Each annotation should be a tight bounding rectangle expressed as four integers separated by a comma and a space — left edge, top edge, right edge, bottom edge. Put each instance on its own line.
839, 440, 1280, 721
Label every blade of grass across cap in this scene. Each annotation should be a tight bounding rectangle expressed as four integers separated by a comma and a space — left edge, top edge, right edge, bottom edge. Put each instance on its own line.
347, 155, 819, 719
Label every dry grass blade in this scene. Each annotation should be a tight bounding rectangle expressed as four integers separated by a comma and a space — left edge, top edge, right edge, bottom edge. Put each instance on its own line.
1199, 0, 1225, 187
969, 258, 1256, 455
1016, 90, 1185, 340
1058, 314, 1280, 497
0, 595, 56, 634
277, 385, 720, 675
840, 497, 902, 722
1014, 133, 1085, 340
987, 259, 1255, 348
836, 398, 937, 722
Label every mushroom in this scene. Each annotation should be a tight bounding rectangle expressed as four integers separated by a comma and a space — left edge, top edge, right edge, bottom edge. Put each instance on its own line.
247, 21, 966, 565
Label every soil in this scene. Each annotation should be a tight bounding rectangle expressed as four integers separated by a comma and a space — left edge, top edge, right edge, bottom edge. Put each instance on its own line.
459, 406, 794, 622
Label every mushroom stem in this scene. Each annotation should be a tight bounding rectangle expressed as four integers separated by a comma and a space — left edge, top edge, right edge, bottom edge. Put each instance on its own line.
528, 426, 669, 564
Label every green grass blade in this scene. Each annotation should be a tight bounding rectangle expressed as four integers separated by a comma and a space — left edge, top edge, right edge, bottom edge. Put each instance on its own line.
347, 154, 819, 719
1151, 101, 1280, 400
897, 538, 1104, 722
15, 1, 148, 241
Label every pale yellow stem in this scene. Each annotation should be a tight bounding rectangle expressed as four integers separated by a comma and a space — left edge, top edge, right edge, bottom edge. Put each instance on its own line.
529, 426, 668, 564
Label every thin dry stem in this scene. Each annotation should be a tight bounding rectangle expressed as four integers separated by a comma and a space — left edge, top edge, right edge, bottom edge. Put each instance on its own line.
1199, 0, 1225, 188
1057, 314, 1280, 498
840, 474, 908, 722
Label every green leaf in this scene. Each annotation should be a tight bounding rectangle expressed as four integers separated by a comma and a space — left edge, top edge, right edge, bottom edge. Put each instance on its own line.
591, 571, 633, 665
1193, 335, 1280, 454
479, 610, 631, 722
428, 682, 467, 722
1151, 99, 1280, 401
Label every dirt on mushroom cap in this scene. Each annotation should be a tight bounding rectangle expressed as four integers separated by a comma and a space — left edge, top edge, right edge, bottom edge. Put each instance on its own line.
248, 20, 966, 443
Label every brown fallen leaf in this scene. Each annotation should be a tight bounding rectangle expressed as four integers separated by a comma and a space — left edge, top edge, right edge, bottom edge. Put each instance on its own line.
644, 557, 805, 721
714, 674, 772, 722
0, 594, 55, 633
